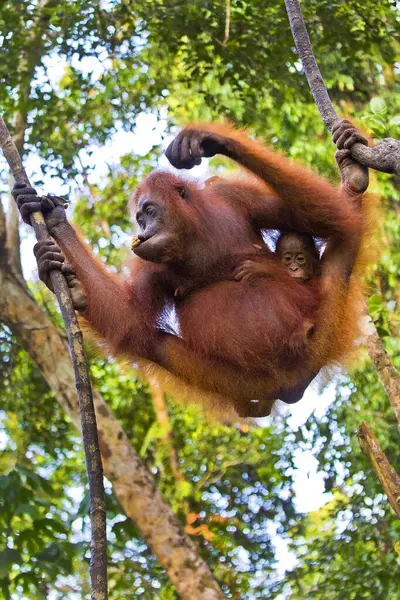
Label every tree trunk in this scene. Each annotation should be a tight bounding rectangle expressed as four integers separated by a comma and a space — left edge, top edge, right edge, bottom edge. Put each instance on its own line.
0, 224, 224, 600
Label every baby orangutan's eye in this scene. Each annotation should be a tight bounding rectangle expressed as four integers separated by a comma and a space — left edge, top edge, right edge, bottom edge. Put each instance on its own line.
177, 187, 186, 199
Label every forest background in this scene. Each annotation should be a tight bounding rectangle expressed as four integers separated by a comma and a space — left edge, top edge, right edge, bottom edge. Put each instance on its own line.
0, 1, 399, 598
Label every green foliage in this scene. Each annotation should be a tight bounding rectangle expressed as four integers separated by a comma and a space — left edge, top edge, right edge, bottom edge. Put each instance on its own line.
361, 94, 400, 140
0, 468, 81, 598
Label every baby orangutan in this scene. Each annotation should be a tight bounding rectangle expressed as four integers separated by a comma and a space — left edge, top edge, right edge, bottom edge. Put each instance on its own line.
235, 232, 320, 284
234, 232, 321, 355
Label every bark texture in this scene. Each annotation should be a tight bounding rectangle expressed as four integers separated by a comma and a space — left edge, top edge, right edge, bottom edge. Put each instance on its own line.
284, 0, 400, 175
364, 318, 400, 430
358, 422, 400, 519
285, 0, 400, 430
0, 213, 224, 600
0, 114, 108, 600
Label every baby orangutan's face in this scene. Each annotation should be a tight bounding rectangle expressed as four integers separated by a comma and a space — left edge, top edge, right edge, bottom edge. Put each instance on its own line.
277, 233, 319, 282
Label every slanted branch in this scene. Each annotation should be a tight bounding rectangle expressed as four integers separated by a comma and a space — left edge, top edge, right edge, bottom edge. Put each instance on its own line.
364, 327, 400, 428
358, 422, 400, 519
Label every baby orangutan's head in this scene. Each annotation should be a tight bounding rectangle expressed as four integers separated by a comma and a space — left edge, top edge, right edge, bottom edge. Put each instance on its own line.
276, 232, 320, 282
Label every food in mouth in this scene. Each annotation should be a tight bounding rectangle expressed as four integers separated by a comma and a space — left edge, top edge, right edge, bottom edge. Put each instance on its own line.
131, 236, 141, 250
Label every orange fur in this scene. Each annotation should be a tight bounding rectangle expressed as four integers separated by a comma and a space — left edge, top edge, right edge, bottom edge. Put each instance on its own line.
53, 122, 375, 418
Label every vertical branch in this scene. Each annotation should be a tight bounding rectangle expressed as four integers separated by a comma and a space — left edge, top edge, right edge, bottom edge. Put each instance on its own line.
0, 116, 108, 600
358, 422, 400, 518
1, 2, 109, 595
222, 0, 231, 45
0, 192, 6, 257
6, 109, 30, 278
284, 0, 400, 431
285, 0, 338, 129
364, 322, 400, 429
217, 0, 231, 46
6, 180, 23, 277
149, 377, 185, 484
5, 0, 65, 277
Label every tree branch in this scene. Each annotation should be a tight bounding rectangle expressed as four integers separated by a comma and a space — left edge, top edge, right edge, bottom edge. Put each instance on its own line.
285, 0, 337, 130
0, 1, 111, 594
5, 182, 23, 278
0, 268, 225, 600
0, 115, 108, 600
351, 138, 400, 175
363, 316, 400, 429
358, 422, 400, 519
285, 0, 400, 430
284, 0, 400, 175
217, 0, 231, 46
149, 377, 185, 485
5, 0, 63, 278
0, 196, 6, 258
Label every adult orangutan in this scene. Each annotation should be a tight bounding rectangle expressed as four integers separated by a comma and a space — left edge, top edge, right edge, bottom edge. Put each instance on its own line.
13, 119, 370, 418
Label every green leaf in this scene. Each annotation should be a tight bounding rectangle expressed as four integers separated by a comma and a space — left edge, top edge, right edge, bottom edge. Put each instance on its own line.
0, 548, 22, 578
376, 326, 390, 339
369, 97, 387, 116
35, 543, 62, 563
367, 294, 383, 316
139, 421, 165, 457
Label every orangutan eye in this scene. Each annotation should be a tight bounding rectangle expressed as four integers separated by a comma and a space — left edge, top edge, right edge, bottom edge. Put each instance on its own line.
145, 206, 157, 217
297, 254, 305, 265
283, 254, 292, 264
177, 187, 187, 199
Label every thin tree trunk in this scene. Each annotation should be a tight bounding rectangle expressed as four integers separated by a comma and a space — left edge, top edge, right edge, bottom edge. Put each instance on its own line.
0, 197, 6, 258
0, 116, 109, 600
6, 179, 23, 278
364, 320, 400, 429
0, 1, 109, 594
